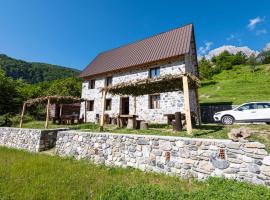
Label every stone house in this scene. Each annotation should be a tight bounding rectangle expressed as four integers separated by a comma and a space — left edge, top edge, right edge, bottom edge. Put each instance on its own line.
79, 24, 199, 125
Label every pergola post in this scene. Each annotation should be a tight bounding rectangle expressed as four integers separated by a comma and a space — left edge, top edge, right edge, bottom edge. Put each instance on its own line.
19, 102, 26, 128
59, 104, 63, 118
84, 100, 87, 123
133, 96, 136, 115
100, 91, 107, 131
183, 75, 192, 134
45, 98, 51, 129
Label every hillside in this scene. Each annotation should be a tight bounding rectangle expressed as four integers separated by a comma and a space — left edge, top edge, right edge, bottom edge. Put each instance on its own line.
0, 54, 80, 83
199, 64, 270, 105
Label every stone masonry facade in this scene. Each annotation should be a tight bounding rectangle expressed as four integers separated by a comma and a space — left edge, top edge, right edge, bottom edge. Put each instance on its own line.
56, 130, 270, 187
80, 55, 198, 124
0, 127, 66, 152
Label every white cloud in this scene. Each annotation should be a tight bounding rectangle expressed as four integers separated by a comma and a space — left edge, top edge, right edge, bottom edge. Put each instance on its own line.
256, 29, 267, 35
248, 16, 265, 30
198, 41, 213, 56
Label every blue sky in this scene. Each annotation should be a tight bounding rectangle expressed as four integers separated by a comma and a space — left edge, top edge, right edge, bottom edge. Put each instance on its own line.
0, 0, 269, 70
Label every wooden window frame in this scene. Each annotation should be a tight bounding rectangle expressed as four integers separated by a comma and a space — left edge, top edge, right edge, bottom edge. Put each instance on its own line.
87, 100, 94, 111
89, 80, 95, 89
106, 76, 113, 87
149, 67, 160, 78
149, 94, 160, 109
105, 99, 112, 111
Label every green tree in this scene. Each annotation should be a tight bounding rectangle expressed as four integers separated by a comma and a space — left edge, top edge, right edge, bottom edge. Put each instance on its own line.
247, 53, 257, 73
0, 69, 23, 115
232, 52, 247, 65
45, 77, 82, 97
199, 57, 213, 79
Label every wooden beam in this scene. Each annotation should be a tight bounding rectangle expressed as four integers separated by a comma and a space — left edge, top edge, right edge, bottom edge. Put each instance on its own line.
19, 103, 26, 128
183, 75, 192, 134
45, 98, 51, 129
100, 91, 107, 131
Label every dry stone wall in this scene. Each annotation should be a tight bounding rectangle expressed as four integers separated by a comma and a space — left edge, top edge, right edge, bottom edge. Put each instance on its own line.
56, 130, 270, 186
0, 127, 66, 152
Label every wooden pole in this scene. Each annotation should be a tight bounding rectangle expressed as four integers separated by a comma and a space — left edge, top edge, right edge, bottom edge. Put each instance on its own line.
84, 101, 87, 123
19, 103, 26, 128
45, 98, 51, 129
100, 91, 107, 131
59, 104, 63, 118
183, 76, 192, 134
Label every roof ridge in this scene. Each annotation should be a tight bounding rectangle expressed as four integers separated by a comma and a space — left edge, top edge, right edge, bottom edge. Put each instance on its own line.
99, 23, 193, 55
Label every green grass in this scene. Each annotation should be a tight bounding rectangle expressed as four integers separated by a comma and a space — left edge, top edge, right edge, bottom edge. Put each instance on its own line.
16, 121, 270, 152
0, 147, 270, 200
199, 64, 270, 105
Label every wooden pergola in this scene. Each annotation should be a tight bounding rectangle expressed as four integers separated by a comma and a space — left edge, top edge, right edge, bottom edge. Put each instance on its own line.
19, 96, 85, 129
99, 73, 201, 134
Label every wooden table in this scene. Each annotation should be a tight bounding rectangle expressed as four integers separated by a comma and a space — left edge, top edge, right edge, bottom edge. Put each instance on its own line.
60, 114, 79, 125
164, 114, 175, 125
118, 115, 138, 129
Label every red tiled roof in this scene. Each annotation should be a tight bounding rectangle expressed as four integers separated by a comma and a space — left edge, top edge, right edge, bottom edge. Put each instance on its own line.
80, 24, 193, 77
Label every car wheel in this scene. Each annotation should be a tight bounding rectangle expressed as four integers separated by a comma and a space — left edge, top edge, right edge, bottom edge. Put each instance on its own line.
221, 115, 234, 125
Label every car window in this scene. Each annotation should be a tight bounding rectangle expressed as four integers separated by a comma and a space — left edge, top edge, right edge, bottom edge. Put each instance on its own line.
237, 103, 256, 111
256, 103, 270, 109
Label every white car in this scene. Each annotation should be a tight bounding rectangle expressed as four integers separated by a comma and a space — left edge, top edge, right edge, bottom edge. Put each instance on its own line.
214, 102, 270, 125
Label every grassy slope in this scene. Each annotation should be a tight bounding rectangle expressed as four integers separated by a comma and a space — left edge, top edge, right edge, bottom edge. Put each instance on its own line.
0, 147, 269, 200
199, 64, 270, 105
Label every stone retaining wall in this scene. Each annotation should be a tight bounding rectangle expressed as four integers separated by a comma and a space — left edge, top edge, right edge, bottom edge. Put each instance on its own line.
56, 131, 270, 186
0, 127, 66, 152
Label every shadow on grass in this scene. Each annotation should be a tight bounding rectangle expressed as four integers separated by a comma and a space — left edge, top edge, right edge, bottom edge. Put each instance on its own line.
193, 124, 224, 137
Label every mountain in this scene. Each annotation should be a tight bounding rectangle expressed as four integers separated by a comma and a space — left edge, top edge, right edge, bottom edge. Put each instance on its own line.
263, 43, 270, 51
0, 54, 80, 84
257, 43, 270, 63
206, 45, 259, 59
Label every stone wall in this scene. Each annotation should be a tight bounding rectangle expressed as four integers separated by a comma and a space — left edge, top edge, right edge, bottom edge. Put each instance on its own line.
0, 127, 66, 152
80, 57, 198, 124
56, 130, 270, 186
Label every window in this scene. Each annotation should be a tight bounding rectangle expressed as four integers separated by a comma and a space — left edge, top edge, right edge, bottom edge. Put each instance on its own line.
149, 94, 160, 109
149, 67, 160, 78
237, 103, 256, 111
106, 76, 112, 87
105, 99, 112, 110
89, 80, 95, 89
87, 100, 94, 111
256, 103, 270, 109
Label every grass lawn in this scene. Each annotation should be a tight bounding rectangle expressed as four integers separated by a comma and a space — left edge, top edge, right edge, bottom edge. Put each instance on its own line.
199, 64, 270, 105
0, 147, 270, 200
16, 121, 270, 152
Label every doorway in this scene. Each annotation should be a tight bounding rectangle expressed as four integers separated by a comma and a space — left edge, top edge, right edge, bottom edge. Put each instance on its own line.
120, 97, 129, 115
